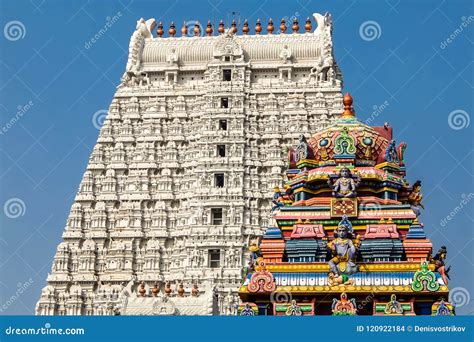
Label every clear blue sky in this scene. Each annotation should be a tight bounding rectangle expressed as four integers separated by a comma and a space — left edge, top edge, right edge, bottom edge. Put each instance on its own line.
0, 0, 472, 315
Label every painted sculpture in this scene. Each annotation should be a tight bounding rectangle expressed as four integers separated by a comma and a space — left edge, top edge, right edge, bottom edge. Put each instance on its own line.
238, 93, 453, 315
432, 246, 450, 285
327, 216, 359, 276
331, 167, 359, 198
408, 180, 424, 217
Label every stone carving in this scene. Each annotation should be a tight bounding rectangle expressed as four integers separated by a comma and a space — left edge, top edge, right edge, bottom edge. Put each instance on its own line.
37, 11, 343, 316
120, 18, 156, 88
279, 45, 292, 63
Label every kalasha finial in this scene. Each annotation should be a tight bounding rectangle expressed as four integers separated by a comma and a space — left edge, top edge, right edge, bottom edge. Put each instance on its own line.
139, 281, 146, 297
177, 282, 185, 297
181, 21, 188, 36
169, 21, 176, 37
292, 18, 299, 33
305, 17, 312, 32
267, 18, 274, 34
156, 21, 164, 37
193, 23, 201, 36
342, 92, 354, 117
218, 20, 225, 34
242, 19, 249, 34
206, 20, 213, 36
280, 18, 287, 34
165, 281, 172, 296
255, 19, 262, 34
231, 19, 237, 34
151, 282, 159, 297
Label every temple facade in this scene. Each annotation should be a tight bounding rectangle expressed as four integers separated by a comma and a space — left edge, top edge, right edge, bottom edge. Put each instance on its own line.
238, 93, 454, 316
36, 13, 344, 315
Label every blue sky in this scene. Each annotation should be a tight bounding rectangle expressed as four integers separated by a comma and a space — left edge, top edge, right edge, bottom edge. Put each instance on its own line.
0, 0, 472, 315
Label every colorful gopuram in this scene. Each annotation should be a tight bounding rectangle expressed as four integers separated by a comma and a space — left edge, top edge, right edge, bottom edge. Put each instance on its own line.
238, 93, 453, 316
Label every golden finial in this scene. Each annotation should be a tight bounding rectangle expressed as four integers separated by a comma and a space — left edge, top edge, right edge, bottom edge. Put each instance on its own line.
231, 19, 237, 34
292, 18, 299, 33
218, 20, 225, 34
255, 19, 262, 34
181, 21, 188, 36
280, 18, 287, 34
151, 282, 159, 297
156, 21, 164, 38
305, 17, 312, 32
169, 21, 176, 37
242, 19, 249, 34
193, 23, 201, 36
342, 92, 355, 117
267, 18, 274, 34
206, 20, 213, 36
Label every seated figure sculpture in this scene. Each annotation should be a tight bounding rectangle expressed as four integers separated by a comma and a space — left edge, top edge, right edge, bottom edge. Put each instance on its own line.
408, 180, 424, 217
331, 167, 359, 198
432, 246, 450, 285
326, 216, 360, 276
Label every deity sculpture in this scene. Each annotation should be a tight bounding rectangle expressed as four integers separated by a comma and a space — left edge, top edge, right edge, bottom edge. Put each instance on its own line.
243, 239, 261, 278
271, 185, 294, 211
331, 167, 359, 198
326, 216, 360, 276
271, 186, 285, 211
408, 180, 424, 217
432, 246, 450, 285
295, 134, 312, 162
327, 271, 353, 286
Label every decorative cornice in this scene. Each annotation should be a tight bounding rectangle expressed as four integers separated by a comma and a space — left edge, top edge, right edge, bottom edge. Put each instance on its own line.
240, 284, 449, 294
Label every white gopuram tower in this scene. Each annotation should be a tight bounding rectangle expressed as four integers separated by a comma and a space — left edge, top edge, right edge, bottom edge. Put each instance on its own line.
36, 13, 343, 315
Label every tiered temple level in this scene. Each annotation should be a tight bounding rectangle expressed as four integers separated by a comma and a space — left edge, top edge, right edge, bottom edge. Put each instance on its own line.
238, 93, 453, 316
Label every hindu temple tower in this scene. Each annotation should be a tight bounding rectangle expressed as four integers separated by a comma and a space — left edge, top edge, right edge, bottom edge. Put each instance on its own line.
238, 93, 453, 316
36, 12, 344, 315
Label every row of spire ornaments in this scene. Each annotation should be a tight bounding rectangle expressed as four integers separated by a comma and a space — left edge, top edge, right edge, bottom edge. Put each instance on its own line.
156, 17, 319, 37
